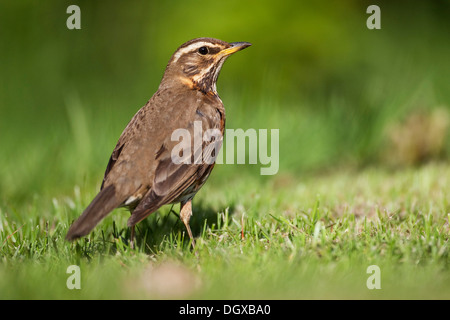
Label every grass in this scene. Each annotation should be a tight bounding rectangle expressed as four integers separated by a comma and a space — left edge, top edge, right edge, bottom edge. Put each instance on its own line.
0, 0, 449, 300
1, 163, 448, 299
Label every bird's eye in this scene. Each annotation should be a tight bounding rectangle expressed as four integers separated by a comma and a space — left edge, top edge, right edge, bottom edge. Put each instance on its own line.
198, 46, 209, 55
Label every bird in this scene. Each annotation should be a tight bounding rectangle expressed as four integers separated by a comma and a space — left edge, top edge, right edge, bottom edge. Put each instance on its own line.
66, 37, 251, 248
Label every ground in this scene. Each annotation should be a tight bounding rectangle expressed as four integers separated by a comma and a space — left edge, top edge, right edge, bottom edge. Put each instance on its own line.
0, 163, 448, 299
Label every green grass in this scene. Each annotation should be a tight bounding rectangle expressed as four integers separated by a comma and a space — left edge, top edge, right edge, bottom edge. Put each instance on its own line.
0, 0, 449, 300
1, 163, 448, 299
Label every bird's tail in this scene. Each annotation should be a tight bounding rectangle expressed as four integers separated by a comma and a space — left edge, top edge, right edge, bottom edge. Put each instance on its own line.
66, 184, 121, 241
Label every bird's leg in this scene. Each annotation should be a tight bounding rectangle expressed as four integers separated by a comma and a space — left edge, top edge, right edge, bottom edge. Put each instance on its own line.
180, 199, 195, 249
130, 225, 135, 249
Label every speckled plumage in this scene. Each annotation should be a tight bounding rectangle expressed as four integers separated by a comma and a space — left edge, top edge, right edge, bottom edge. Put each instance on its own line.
66, 38, 251, 244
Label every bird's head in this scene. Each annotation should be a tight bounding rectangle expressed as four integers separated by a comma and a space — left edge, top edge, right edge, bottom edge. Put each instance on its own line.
160, 38, 251, 94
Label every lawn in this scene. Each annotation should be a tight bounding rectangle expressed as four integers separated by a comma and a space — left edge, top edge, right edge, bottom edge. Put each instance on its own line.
1, 163, 448, 299
0, 1, 449, 300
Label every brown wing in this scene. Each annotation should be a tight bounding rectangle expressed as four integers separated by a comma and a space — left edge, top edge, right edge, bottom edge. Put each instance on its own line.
126, 161, 206, 226
100, 143, 124, 190
127, 97, 225, 226
100, 104, 147, 191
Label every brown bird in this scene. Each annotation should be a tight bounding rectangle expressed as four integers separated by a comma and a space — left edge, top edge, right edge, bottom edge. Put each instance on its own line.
66, 38, 251, 247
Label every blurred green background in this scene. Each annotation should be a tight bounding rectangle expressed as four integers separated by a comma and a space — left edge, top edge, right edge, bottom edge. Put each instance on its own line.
0, 0, 449, 205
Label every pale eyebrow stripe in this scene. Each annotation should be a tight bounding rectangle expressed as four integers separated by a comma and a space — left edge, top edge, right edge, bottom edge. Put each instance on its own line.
172, 42, 221, 62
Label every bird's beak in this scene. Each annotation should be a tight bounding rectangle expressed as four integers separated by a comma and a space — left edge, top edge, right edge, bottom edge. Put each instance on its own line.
219, 42, 252, 57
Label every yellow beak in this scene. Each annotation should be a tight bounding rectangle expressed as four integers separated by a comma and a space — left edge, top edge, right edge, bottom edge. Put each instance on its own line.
219, 42, 252, 57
